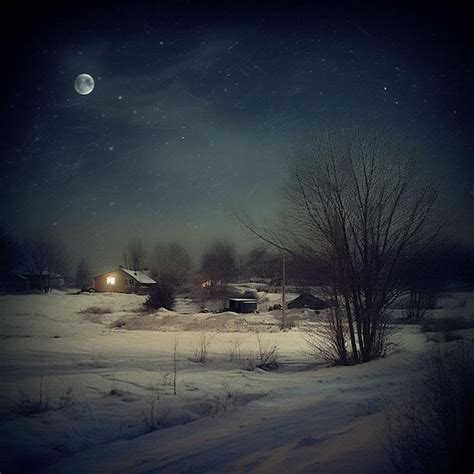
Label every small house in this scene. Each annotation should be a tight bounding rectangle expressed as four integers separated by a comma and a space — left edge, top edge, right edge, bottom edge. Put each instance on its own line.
287, 293, 328, 310
23, 272, 65, 291
229, 298, 257, 313
0, 274, 30, 293
94, 268, 156, 294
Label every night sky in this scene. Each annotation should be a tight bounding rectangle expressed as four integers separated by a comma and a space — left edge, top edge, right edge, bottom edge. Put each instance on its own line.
1, 2, 473, 270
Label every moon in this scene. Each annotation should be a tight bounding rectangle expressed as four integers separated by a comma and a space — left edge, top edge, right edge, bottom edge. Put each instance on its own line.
74, 74, 95, 95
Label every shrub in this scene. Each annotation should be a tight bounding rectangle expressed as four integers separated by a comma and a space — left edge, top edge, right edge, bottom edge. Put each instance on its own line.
243, 290, 257, 299
143, 283, 176, 311
16, 379, 74, 416
403, 290, 438, 322
108, 387, 123, 397
200, 283, 234, 312
241, 334, 279, 371
227, 338, 242, 362
255, 333, 279, 370
110, 318, 127, 329
17, 390, 49, 416
141, 395, 169, 432
58, 386, 74, 409
304, 312, 353, 365
241, 357, 257, 371
189, 333, 213, 364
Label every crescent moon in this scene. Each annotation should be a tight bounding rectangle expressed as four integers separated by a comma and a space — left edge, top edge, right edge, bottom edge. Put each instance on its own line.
74, 74, 95, 95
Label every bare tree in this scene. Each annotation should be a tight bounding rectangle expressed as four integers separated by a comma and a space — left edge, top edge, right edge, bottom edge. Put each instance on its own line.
402, 242, 466, 322
123, 239, 146, 271
243, 245, 280, 280
22, 233, 68, 292
200, 240, 237, 284
236, 127, 442, 363
75, 257, 92, 290
151, 242, 193, 287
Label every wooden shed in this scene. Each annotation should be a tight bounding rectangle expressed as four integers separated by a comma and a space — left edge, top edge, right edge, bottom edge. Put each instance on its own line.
94, 268, 156, 294
229, 298, 257, 313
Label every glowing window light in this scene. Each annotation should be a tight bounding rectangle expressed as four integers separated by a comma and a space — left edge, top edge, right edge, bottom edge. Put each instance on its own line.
107, 276, 116, 285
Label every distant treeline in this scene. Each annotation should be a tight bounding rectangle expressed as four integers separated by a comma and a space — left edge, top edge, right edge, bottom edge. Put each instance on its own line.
1, 226, 473, 291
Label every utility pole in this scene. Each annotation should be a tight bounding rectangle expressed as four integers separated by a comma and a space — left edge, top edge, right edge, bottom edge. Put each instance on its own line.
282, 253, 286, 329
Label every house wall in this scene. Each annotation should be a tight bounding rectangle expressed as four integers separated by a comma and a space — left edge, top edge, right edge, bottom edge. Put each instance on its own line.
94, 270, 136, 293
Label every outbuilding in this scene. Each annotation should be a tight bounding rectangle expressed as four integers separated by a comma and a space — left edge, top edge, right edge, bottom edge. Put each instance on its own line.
93, 268, 156, 294
287, 293, 328, 310
23, 272, 65, 291
0, 274, 30, 293
228, 298, 257, 313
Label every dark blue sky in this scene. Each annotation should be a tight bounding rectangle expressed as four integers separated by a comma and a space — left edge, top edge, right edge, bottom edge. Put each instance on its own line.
1, 2, 473, 270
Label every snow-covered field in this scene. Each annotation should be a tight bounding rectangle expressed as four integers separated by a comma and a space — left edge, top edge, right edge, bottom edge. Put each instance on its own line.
0, 289, 473, 473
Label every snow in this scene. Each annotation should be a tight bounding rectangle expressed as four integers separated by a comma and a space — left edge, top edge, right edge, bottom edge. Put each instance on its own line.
0, 289, 472, 473
119, 268, 156, 284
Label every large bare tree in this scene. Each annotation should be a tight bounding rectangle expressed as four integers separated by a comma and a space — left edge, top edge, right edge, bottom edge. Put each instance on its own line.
200, 240, 237, 284
123, 239, 147, 271
237, 127, 442, 363
22, 233, 68, 292
151, 241, 193, 287
243, 245, 280, 280
75, 257, 92, 290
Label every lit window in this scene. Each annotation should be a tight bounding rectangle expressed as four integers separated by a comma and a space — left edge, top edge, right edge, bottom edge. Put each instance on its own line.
107, 276, 116, 285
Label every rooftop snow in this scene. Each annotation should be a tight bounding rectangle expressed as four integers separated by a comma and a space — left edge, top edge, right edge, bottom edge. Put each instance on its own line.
120, 269, 156, 284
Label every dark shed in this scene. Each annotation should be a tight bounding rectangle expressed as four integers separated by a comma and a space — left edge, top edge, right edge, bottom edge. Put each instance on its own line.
229, 298, 257, 313
287, 293, 328, 310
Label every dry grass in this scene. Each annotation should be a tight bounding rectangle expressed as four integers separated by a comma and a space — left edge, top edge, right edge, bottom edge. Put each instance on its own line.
239, 333, 280, 371
141, 395, 169, 432
189, 333, 214, 364
16, 378, 74, 416
79, 306, 113, 315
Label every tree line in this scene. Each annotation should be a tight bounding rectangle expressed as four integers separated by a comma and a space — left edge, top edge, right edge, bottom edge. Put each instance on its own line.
1, 222, 473, 298
0, 226, 288, 292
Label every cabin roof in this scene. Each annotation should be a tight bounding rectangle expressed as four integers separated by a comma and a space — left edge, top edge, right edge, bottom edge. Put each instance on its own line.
94, 268, 156, 284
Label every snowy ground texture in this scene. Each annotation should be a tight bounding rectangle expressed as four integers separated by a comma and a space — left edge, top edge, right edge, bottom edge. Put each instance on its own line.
1, 288, 473, 473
